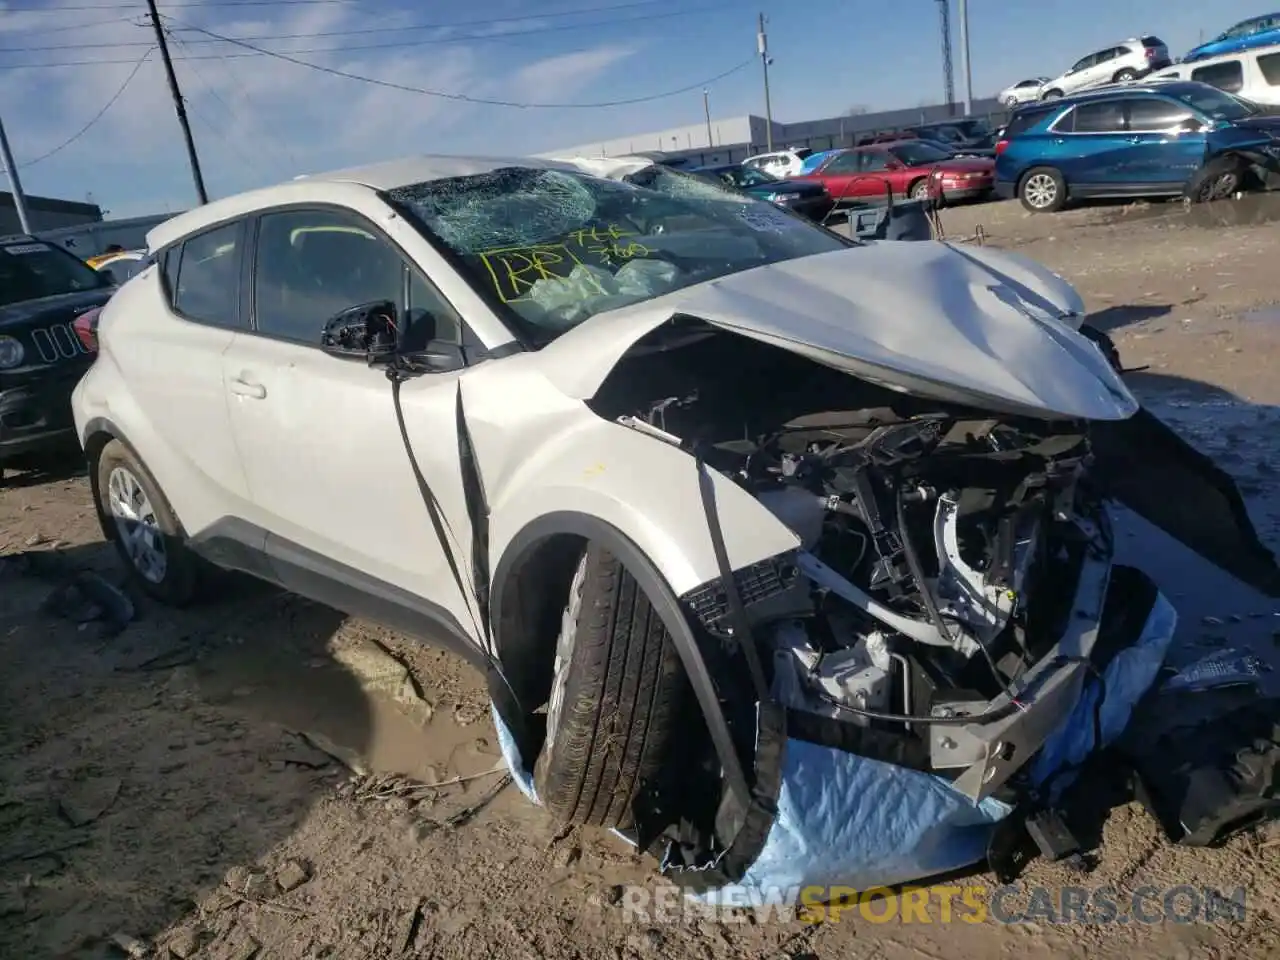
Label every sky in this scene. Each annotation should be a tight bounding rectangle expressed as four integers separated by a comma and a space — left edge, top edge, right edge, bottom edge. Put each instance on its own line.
0, 0, 1268, 217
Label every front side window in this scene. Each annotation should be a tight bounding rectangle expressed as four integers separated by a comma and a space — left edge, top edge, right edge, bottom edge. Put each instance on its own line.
823, 152, 860, 173
0, 239, 107, 306
1126, 98, 1195, 131
172, 222, 242, 326
387, 165, 848, 343
253, 209, 405, 344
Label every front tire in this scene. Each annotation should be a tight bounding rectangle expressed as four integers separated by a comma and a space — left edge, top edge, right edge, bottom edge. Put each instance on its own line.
1019, 166, 1067, 212
533, 542, 689, 828
1186, 155, 1245, 203
94, 439, 199, 605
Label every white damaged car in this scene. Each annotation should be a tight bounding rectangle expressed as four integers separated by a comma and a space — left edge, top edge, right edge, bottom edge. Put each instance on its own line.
70, 155, 1279, 899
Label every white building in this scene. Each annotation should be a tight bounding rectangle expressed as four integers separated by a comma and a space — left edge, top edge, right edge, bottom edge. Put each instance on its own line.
538, 97, 1004, 166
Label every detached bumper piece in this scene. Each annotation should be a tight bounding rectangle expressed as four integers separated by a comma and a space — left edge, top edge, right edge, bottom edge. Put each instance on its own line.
1124, 695, 1280, 847
487, 566, 1178, 904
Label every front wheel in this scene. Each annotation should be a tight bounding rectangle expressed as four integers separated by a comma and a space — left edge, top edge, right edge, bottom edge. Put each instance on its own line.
1185, 156, 1245, 203
533, 542, 690, 828
1019, 166, 1067, 212
1003, 95, 1019, 109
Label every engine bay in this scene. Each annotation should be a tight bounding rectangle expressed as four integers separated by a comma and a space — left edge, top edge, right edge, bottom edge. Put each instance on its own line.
590, 320, 1111, 792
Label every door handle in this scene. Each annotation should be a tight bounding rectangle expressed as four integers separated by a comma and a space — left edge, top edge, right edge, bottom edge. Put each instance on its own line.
229, 377, 266, 399
1052, 138, 1065, 145
1127, 136, 1142, 144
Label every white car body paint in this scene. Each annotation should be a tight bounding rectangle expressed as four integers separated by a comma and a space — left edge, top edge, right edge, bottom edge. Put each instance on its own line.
78, 153, 1129, 656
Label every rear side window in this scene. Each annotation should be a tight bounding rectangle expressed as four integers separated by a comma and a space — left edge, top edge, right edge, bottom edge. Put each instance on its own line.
171, 222, 243, 327
1005, 105, 1059, 138
1069, 100, 1127, 133
1258, 52, 1280, 85
1192, 60, 1245, 93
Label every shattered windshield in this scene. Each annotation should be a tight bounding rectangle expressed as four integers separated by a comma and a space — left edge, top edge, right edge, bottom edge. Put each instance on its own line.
0, 240, 105, 306
386, 166, 848, 344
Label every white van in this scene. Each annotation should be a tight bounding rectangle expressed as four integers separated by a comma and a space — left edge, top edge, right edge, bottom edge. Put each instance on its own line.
1150, 43, 1280, 106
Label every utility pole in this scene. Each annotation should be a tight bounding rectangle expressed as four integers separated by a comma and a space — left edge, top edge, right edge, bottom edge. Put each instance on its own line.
145, 0, 208, 204
957, 0, 973, 116
703, 89, 714, 149
0, 114, 32, 234
758, 12, 774, 151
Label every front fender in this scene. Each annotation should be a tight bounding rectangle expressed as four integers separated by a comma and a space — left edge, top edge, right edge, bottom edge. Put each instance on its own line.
488, 415, 799, 598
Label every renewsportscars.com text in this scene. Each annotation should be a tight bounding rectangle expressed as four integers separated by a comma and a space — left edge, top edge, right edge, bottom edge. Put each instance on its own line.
620, 883, 1249, 926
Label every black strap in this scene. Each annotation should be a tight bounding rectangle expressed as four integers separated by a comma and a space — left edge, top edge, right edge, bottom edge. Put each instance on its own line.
694, 450, 770, 705
389, 372, 487, 651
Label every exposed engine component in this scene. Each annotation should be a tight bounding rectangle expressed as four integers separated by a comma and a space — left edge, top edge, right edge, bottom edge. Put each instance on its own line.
593, 327, 1101, 776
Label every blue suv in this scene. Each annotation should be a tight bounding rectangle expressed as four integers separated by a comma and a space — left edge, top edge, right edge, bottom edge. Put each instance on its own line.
994, 81, 1280, 212
1182, 13, 1280, 64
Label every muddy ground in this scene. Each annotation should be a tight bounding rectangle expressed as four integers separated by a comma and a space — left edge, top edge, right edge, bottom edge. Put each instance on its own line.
3, 195, 1280, 960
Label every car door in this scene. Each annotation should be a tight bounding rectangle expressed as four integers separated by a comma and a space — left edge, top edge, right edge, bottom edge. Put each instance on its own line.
1079, 48, 1117, 90
124, 221, 252, 518
1061, 51, 1099, 93
1052, 99, 1133, 187
856, 149, 900, 198
812, 150, 862, 200
221, 205, 479, 644
1122, 97, 1207, 186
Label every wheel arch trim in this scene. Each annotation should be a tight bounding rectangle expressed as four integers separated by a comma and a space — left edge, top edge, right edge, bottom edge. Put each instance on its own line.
489, 509, 753, 809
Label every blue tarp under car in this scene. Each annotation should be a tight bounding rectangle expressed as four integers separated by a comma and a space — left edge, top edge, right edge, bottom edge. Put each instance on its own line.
491, 591, 1177, 904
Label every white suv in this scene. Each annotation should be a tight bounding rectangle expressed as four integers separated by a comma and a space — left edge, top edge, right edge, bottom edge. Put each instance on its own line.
70, 154, 1277, 885
742, 148, 812, 177
1040, 37, 1172, 99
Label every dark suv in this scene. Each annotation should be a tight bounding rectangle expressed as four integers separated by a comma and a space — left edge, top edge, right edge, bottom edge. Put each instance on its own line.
0, 235, 116, 478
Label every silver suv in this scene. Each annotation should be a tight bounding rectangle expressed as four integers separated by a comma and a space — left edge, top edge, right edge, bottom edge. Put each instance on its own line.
1040, 37, 1171, 99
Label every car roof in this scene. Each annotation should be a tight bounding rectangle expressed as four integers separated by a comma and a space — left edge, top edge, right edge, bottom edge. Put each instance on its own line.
1173, 40, 1280, 66
146, 153, 597, 253
1045, 80, 1207, 105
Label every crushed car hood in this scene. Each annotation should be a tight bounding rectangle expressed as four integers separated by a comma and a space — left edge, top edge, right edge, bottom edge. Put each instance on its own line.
539, 241, 1136, 421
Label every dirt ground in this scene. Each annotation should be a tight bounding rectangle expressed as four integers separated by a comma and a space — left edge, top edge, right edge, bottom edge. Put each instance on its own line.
4, 195, 1280, 960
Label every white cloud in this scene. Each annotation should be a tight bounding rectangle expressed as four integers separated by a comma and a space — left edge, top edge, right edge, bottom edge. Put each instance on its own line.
511, 45, 638, 102
0, 1, 647, 216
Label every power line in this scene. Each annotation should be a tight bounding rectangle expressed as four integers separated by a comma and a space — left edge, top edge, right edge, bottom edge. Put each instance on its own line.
0, 2, 743, 54
17, 48, 154, 169
0, 1, 359, 10
0, 15, 142, 39
159, 20, 758, 108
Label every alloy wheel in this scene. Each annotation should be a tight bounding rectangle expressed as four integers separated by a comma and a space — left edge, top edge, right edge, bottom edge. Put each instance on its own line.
106, 466, 168, 584
1024, 173, 1058, 209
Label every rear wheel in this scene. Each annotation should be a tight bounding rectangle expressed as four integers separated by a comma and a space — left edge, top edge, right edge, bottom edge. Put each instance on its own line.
1019, 166, 1067, 213
909, 178, 932, 200
1041, 88, 1064, 100
94, 440, 200, 605
1186, 155, 1245, 203
533, 542, 689, 828
1114, 68, 1139, 82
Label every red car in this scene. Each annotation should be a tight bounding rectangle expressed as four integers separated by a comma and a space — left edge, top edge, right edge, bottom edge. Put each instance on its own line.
798, 140, 994, 204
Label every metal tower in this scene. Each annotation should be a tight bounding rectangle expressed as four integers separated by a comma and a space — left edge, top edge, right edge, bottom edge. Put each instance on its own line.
936, 0, 955, 114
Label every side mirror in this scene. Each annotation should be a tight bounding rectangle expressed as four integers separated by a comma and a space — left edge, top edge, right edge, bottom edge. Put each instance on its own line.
404, 341, 466, 374
320, 300, 398, 364
98, 268, 117, 287
1179, 117, 1207, 133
